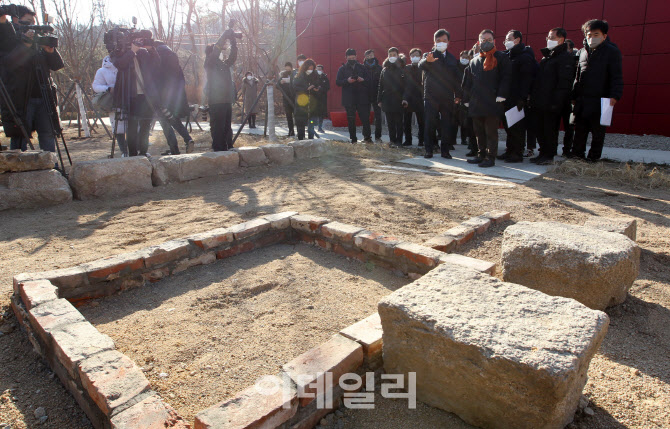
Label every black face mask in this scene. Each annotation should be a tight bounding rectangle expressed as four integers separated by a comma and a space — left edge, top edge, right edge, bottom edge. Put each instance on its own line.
347, 59, 357, 66
480, 41, 495, 52
366, 58, 375, 65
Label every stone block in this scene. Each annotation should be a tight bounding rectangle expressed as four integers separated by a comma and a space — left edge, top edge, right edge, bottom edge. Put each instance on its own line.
393, 242, 444, 268
194, 374, 297, 429
354, 231, 399, 258
27, 299, 87, 345
290, 215, 330, 234
262, 144, 295, 165
283, 335, 363, 407
339, 313, 383, 360
69, 157, 153, 200
0, 150, 56, 172
378, 263, 610, 429
228, 218, 272, 240
321, 222, 365, 244
0, 169, 72, 211
461, 216, 492, 234
173, 252, 216, 273
237, 146, 270, 167
18, 279, 59, 310
216, 241, 255, 259
263, 212, 299, 230
111, 393, 189, 429
287, 139, 329, 159
438, 254, 496, 276
82, 252, 146, 283
144, 239, 194, 269
442, 225, 476, 246
151, 151, 240, 186
584, 217, 637, 241
483, 210, 512, 224
51, 322, 116, 380
14, 267, 90, 295
502, 221, 641, 310
423, 235, 457, 253
187, 228, 235, 250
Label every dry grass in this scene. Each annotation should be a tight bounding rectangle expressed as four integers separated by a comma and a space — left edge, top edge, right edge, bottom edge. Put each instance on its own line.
552, 160, 670, 189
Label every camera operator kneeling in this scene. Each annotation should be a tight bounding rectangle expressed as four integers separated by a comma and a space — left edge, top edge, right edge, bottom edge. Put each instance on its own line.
110, 30, 161, 157
0, 6, 63, 152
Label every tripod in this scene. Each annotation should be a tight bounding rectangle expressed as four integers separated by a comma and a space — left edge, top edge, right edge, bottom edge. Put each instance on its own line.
0, 74, 35, 151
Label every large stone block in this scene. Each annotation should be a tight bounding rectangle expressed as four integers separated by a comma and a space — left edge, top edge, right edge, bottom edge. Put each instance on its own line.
584, 216, 637, 241
69, 157, 153, 200
111, 393, 189, 429
237, 146, 270, 167
151, 151, 239, 185
287, 139, 329, 159
0, 169, 72, 211
378, 263, 609, 429
0, 150, 56, 173
261, 144, 295, 165
502, 221, 640, 310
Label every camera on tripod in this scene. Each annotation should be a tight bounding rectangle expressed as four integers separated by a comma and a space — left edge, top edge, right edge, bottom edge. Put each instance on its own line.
104, 26, 136, 54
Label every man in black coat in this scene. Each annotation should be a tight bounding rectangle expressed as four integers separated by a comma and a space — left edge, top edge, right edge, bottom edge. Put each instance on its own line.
499, 29, 537, 163
152, 40, 194, 155
561, 39, 578, 156
571, 19, 623, 162
277, 62, 295, 137
402, 48, 424, 146
204, 28, 238, 151
529, 27, 576, 165
315, 64, 330, 133
0, 6, 64, 152
377, 47, 405, 146
462, 29, 512, 167
364, 49, 383, 142
336, 48, 372, 143
419, 29, 463, 159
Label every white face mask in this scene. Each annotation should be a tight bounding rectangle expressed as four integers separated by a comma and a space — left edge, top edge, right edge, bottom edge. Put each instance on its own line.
246, 75, 253, 80
411, 56, 420, 64
547, 39, 559, 50
460, 58, 469, 65
388, 56, 398, 63
587, 36, 603, 48
317, 70, 323, 75
435, 42, 448, 52
306, 69, 313, 75
504, 40, 515, 50
298, 60, 305, 67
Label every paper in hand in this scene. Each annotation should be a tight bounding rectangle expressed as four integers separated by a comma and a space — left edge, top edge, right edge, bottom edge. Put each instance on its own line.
505, 106, 525, 128
600, 98, 614, 127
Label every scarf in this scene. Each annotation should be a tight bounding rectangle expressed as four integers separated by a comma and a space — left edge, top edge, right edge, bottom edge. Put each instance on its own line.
480, 47, 498, 71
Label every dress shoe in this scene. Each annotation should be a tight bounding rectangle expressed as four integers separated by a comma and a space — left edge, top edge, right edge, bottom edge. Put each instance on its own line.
424, 153, 433, 159
441, 152, 452, 159
402, 141, 412, 146
536, 157, 554, 165
504, 156, 523, 163
467, 157, 483, 164
465, 150, 478, 157
478, 159, 495, 168
497, 152, 510, 160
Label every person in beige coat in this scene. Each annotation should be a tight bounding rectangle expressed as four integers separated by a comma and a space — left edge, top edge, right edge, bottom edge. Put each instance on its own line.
242, 71, 260, 128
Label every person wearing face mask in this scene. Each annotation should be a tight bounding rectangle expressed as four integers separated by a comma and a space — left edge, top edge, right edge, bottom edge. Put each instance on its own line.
277, 62, 296, 137
314, 65, 330, 134
377, 47, 406, 147
456, 50, 477, 155
560, 39, 578, 157
242, 71, 260, 128
462, 29, 511, 167
498, 29, 537, 163
293, 59, 320, 140
363, 49, 383, 142
335, 48, 372, 143
294, 54, 307, 78
529, 27, 576, 165
419, 29, 463, 159
402, 48, 425, 147
571, 19, 623, 162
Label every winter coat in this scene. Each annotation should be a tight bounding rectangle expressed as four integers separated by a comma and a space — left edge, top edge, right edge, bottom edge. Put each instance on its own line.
504, 43, 537, 110
572, 37, 624, 120
335, 61, 370, 107
110, 47, 162, 114
314, 72, 330, 116
462, 50, 512, 118
204, 38, 237, 105
154, 42, 189, 118
242, 77, 260, 115
377, 59, 405, 113
293, 71, 320, 119
530, 43, 576, 113
92, 56, 118, 93
277, 69, 295, 105
402, 62, 423, 111
364, 59, 383, 104
1, 40, 63, 138
418, 49, 463, 108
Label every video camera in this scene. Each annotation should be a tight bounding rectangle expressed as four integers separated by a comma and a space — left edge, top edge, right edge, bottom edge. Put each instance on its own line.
0, 3, 20, 18
104, 26, 136, 54
228, 19, 243, 39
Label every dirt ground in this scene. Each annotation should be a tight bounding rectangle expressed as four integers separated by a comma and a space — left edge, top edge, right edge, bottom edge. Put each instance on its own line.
79, 244, 409, 423
0, 127, 668, 428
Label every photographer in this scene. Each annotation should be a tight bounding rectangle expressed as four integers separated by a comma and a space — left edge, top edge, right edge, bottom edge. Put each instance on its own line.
0, 6, 63, 152
110, 30, 161, 157
92, 56, 128, 156
292, 59, 319, 140
204, 27, 238, 151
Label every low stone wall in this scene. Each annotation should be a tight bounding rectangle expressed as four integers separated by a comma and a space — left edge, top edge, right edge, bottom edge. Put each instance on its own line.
11, 212, 498, 429
424, 210, 511, 252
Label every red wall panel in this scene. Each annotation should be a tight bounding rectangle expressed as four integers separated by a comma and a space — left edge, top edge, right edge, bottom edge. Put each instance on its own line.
350, 0, 369, 10
528, 4, 564, 35
622, 55, 639, 85
467, 13, 497, 35
610, 114, 632, 134
312, 34, 331, 54
497, 0, 529, 11
610, 26, 644, 56
496, 9, 529, 36
369, 5, 391, 28
312, 15, 331, 36
631, 114, 670, 135
563, 0, 603, 31
414, 0, 440, 23
330, 0, 349, 14
330, 33, 350, 57
314, 0, 330, 16
349, 28, 370, 50
369, 26, 391, 47
349, 8, 369, 31
604, 0, 646, 27
646, 0, 670, 23
389, 23, 414, 47
297, 0, 314, 20
634, 85, 670, 114
414, 19, 440, 45
369, 0, 391, 5
390, 1, 414, 25
641, 23, 670, 54
296, 19, 313, 38
468, 0, 497, 15
439, 0, 466, 18
330, 12, 349, 33
638, 54, 670, 84
439, 17, 467, 41
616, 85, 636, 114
529, 0, 563, 6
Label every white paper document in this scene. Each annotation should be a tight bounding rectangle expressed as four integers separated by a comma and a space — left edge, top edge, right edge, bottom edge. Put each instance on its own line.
600, 98, 614, 126
505, 106, 525, 127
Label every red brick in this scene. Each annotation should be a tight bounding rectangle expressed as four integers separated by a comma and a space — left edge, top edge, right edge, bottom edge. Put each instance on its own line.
339, 313, 383, 360
216, 241, 255, 259
290, 214, 330, 233
83, 252, 145, 282
14, 267, 90, 295
194, 374, 297, 429
228, 218, 272, 240
51, 322, 116, 380
461, 216, 493, 235
423, 236, 457, 253
253, 231, 288, 249
354, 231, 400, 258
321, 222, 366, 243
173, 252, 217, 274
111, 393, 189, 429
332, 243, 367, 262
10, 294, 28, 329
187, 228, 234, 249
283, 335, 363, 407
315, 237, 332, 250
483, 211, 512, 224
142, 267, 171, 283
263, 211, 299, 229
438, 254, 496, 276
19, 279, 58, 310
78, 350, 151, 417
28, 299, 87, 345
443, 225, 476, 245
393, 242, 445, 268
297, 232, 315, 245
144, 239, 193, 268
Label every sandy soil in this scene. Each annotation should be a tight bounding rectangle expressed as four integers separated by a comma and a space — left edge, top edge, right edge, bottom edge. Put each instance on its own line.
0, 130, 668, 428
79, 244, 409, 423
